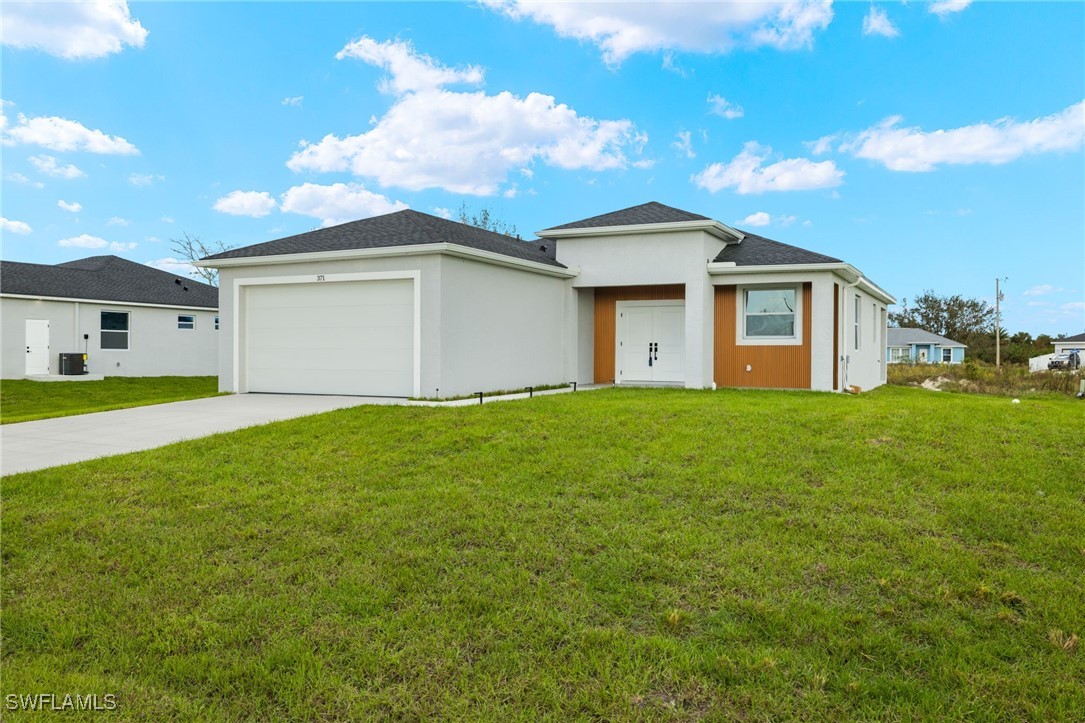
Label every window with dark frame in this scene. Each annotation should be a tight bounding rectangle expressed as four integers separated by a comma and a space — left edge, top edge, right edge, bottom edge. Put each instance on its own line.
178, 314, 195, 330
101, 311, 129, 350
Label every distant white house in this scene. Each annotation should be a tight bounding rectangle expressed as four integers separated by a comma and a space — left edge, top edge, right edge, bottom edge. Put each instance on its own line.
886, 327, 966, 364
1030, 332, 1085, 372
1, 255, 219, 378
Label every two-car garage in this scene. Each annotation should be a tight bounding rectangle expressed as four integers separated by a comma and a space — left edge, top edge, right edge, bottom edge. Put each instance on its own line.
242, 276, 417, 397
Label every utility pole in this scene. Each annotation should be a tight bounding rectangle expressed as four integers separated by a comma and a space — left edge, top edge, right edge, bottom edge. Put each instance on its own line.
995, 277, 1006, 369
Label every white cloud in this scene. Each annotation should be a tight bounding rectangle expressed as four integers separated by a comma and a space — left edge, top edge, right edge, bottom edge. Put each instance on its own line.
1023, 284, 1064, 297
57, 199, 82, 212
672, 130, 695, 159
57, 233, 136, 251
807, 134, 838, 155
107, 216, 130, 226
693, 141, 844, 194
146, 257, 198, 277
281, 96, 304, 107
1, 217, 32, 234
739, 211, 771, 227
519, 167, 534, 179
778, 214, 797, 226
482, 0, 833, 66
288, 38, 642, 195
128, 173, 163, 186
161, 216, 174, 223
29, 154, 85, 179
279, 182, 408, 227
862, 7, 899, 38
4, 112, 138, 154
707, 94, 744, 120
336, 36, 483, 94
213, 190, 277, 217
802, 220, 812, 227
432, 206, 453, 220
929, 0, 972, 16
0, 0, 148, 60
840, 101, 1085, 172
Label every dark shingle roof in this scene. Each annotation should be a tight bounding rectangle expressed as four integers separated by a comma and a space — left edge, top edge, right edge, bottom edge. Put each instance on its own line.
1, 256, 218, 308
713, 231, 842, 266
887, 328, 965, 347
543, 202, 711, 231
1057, 332, 1085, 343
205, 209, 564, 268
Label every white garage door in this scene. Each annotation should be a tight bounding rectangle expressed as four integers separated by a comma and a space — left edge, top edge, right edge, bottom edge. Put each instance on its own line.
245, 279, 415, 396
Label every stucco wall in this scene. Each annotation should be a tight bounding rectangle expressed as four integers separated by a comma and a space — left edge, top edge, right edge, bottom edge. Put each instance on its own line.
437, 256, 566, 397
556, 229, 725, 388
2, 296, 218, 378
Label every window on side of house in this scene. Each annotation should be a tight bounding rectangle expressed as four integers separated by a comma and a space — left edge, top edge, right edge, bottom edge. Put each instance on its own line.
101, 311, 129, 350
853, 294, 861, 350
178, 314, 196, 330
214, 316, 220, 331
942, 347, 952, 363
889, 347, 910, 362
743, 287, 796, 338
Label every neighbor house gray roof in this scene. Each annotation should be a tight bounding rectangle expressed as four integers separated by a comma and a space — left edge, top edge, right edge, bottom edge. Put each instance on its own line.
1056, 332, 1085, 343
713, 231, 842, 266
542, 201, 711, 231
205, 209, 564, 268
0, 255, 218, 308
887, 328, 966, 348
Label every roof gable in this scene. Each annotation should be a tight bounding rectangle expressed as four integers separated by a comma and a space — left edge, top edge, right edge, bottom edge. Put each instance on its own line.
542, 202, 711, 231
1, 255, 218, 308
205, 209, 564, 268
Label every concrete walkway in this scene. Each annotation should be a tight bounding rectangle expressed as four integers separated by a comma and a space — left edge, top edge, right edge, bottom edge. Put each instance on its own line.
1, 394, 388, 476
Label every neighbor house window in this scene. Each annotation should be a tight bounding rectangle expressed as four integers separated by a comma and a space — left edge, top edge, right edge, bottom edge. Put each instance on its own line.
214, 316, 220, 330
853, 295, 861, 350
889, 347, 910, 362
744, 288, 796, 338
101, 311, 129, 350
942, 348, 952, 363
178, 314, 195, 330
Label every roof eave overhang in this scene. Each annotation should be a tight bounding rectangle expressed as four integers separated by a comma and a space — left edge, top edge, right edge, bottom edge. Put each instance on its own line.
537, 219, 744, 243
196, 242, 579, 279
0, 292, 218, 310
707, 261, 897, 305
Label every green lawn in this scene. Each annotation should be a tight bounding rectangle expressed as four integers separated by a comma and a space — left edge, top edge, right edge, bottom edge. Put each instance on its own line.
2, 387, 1082, 720
0, 376, 220, 424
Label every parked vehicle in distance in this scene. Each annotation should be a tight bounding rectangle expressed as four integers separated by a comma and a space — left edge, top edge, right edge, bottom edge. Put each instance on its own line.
1047, 350, 1081, 371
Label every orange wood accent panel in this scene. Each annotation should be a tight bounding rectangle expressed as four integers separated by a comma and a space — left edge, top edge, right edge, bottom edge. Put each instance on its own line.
713, 283, 812, 389
832, 282, 840, 390
594, 285, 685, 383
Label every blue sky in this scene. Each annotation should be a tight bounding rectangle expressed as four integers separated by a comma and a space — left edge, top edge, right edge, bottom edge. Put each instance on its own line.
2, 1, 1082, 335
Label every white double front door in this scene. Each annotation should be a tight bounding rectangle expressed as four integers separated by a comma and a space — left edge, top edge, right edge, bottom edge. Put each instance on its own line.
616, 301, 685, 384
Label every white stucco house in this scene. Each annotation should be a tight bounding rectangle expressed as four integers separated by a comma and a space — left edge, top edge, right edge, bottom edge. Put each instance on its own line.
1053, 332, 1085, 355
1, 255, 219, 378
886, 328, 967, 364
198, 202, 894, 398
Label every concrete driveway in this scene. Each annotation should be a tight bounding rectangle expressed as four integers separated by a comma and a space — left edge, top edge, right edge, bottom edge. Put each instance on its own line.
2, 394, 390, 476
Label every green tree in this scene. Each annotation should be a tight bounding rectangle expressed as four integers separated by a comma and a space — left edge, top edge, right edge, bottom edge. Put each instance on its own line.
457, 203, 519, 237
889, 290, 995, 341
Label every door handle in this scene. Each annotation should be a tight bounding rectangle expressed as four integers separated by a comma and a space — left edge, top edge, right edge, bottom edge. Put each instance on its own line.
648, 342, 653, 367
653, 342, 658, 361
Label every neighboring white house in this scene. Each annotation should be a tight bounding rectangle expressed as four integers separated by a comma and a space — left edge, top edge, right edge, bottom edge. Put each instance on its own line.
1, 255, 219, 378
197, 202, 895, 398
886, 327, 967, 364
1053, 332, 1085, 356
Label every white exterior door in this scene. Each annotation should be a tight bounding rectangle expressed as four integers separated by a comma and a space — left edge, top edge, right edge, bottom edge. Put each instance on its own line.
244, 279, 415, 396
616, 302, 685, 384
25, 319, 50, 375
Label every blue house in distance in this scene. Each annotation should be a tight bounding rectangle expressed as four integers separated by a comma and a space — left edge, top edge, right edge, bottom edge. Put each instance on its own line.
887, 328, 966, 364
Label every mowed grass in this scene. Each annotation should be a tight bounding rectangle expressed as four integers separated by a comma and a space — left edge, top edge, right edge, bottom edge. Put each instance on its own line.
0, 376, 220, 424
2, 386, 1083, 720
